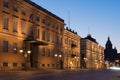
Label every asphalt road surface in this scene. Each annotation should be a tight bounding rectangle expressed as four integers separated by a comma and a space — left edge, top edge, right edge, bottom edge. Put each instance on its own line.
0, 69, 120, 80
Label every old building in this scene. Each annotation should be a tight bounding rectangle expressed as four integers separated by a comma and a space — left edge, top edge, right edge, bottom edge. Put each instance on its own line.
80, 35, 104, 69
0, 0, 65, 70
63, 27, 81, 69
104, 37, 117, 63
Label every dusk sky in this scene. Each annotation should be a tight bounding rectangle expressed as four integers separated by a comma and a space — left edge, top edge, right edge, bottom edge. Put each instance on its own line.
32, 0, 120, 52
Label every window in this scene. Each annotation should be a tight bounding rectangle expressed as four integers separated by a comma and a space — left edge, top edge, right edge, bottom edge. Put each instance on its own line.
60, 37, 62, 46
60, 26, 63, 33
21, 8, 26, 15
13, 17, 18, 32
36, 28, 39, 38
3, 40, 8, 52
13, 43, 17, 53
42, 31, 45, 41
29, 26, 33, 37
47, 31, 50, 42
56, 25, 58, 30
52, 32, 55, 43
47, 64, 50, 67
41, 48, 45, 56
3, 0, 9, 8
47, 49, 50, 56
42, 64, 45, 67
36, 15, 40, 21
42, 19, 46, 24
13, 5, 18, 12
3, 62, 8, 67
56, 35, 59, 44
3, 14, 9, 30
21, 20, 26, 34
29, 13, 33, 20
13, 63, 17, 67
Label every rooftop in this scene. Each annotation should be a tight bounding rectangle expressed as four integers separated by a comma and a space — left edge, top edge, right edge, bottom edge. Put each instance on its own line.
84, 34, 98, 43
24, 0, 64, 22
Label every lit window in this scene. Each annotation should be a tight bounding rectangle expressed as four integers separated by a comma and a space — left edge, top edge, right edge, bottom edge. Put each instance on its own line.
3, 40, 8, 52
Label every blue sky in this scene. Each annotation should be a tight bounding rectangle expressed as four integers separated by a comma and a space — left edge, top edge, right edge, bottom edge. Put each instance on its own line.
32, 0, 120, 52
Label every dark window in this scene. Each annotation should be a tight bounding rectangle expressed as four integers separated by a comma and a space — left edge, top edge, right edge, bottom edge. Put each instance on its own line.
13, 5, 18, 12
21, 9, 26, 15
13, 18, 18, 32
13, 63, 17, 67
47, 64, 50, 67
36, 15, 40, 21
3, 62, 8, 67
3, 41, 8, 52
3, 1, 9, 8
42, 64, 45, 67
37, 28, 39, 38
29, 13, 33, 20
42, 31, 45, 41
52, 64, 54, 67
21, 20, 25, 34
3, 15, 9, 30
42, 48, 45, 56
13, 43, 17, 53
47, 49, 50, 57
29, 27, 33, 37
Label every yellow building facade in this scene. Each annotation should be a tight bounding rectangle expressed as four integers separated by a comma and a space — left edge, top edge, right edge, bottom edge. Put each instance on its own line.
0, 0, 65, 70
80, 35, 104, 69
63, 28, 81, 69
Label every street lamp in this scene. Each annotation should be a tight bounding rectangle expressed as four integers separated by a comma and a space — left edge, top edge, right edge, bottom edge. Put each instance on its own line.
19, 49, 31, 70
54, 54, 63, 69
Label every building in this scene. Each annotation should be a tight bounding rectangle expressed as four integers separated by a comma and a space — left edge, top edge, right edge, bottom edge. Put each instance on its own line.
104, 37, 120, 66
63, 27, 81, 69
80, 34, 104, 69
104, 37, 117, 63
0, 0, 65, 71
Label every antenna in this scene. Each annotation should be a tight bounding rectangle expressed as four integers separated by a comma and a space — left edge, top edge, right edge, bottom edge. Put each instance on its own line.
68, 11, 70, 29
88, 26, 91, 35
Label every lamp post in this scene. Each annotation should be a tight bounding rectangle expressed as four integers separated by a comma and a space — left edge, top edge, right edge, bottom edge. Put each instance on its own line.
54, 54, 63, 69
19, 49, 31, 70
83, 57, 88, 69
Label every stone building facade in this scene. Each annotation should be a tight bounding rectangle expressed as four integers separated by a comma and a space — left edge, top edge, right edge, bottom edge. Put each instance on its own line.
80, 35, 104, 69
63, 27, 81, 69
0, 0, 65, 70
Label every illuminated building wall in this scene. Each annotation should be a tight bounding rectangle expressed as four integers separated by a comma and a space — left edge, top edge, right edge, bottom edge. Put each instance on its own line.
0, 0, 65, 70
63, 28, 81, 69
80, 35, 104, 69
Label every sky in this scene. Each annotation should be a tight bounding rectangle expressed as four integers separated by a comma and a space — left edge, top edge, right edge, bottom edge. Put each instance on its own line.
32, 0, 120, 52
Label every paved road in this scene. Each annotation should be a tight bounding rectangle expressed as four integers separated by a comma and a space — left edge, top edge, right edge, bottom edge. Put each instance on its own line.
0, 69, 120, 80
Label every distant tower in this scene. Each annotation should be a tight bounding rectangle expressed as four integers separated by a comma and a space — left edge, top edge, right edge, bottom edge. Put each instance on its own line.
105, 37, 112, 49
104, 37, 116, 62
